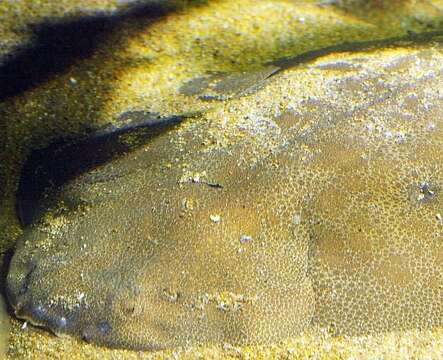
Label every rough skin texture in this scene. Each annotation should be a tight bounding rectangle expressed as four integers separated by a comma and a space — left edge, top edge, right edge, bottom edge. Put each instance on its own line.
7, 39, 443, 349
2, 0, 443, 358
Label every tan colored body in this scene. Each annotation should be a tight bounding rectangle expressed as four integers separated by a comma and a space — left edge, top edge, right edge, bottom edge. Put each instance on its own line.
7, 39, 443, 349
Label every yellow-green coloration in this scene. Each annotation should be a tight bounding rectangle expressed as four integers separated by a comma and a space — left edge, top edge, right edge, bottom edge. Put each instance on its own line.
0, 294, 10, 357
0, 0, 168, 62
2, 0, 443, 358
2, 0, 443, 248
6, 32, 443, 351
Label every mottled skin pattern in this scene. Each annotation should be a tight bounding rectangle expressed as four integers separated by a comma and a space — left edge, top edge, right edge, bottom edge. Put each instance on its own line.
6, 41, 443, 350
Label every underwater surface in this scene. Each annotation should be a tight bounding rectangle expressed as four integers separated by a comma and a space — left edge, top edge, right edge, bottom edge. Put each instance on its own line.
1, 0, 443, 358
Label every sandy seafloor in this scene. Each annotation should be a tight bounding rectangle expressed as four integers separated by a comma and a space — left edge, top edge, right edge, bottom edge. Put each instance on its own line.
1, 0, 443, 358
